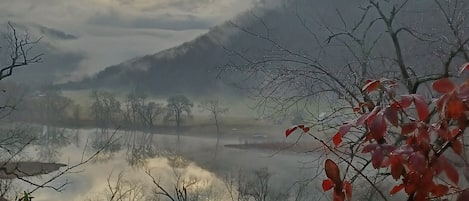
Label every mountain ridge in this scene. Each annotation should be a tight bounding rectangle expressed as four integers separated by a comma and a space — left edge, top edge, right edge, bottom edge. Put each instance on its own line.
61, 0, 453, 97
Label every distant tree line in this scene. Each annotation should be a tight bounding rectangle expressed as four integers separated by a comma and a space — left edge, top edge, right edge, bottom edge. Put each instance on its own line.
2, 84, 200, 133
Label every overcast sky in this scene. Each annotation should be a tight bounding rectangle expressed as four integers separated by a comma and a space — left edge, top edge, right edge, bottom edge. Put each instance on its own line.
0, 0, 272, 80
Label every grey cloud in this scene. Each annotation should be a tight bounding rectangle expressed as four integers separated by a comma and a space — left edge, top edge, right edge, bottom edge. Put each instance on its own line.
160, 0, 215, 12
12, 43, 86, 83
88, 11, 213, 31
5, 22, 78, 41
0, 0, 259, 82
37, 25, 78, 40
0, 22, 85, 83
114, 0, 132, 4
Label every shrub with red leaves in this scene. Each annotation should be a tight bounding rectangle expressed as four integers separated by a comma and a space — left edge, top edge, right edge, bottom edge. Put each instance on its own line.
286, 64, 469, 201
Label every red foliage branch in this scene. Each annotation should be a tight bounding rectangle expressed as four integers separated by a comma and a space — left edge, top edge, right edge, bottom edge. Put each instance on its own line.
286, 64, 469, 201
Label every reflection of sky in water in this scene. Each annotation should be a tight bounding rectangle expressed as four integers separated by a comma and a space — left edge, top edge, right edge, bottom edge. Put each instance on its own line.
7, 128, 349, 201
13, 129, 229, 201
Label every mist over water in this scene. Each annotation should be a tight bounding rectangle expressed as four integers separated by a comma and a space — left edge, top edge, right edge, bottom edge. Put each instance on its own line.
17, 128, 324, 201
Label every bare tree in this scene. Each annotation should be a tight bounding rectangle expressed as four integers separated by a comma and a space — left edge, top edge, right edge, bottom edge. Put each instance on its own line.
0, 22, 42, 81
103, 171, 145, 201
0, 22, 41, 122
221, 0, 469, 116
219, 1, 469, 200
31, 86, 73, 125
90, 90, 122, 131
146, 169, 205, 201
0, 23, 119, 200
165, 95, 193, 141
199, 99, 228, 157
123, 91, 145, 130
125, 132, 158, 168
124, 91, 164, 131
141, 102, 164, 130
222, 168, 282, 201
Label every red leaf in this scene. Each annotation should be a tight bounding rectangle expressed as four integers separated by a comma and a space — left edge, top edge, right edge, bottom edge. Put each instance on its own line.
390, 184, 404, 195
333, 191, 345, 201
417, 126, 430, 142
446, 93, 467, 119
371, 148, 384, 168
285, 125, 307, 137
384, 106, 399, 127
409, 152, 426, 172
356, 106, 381, 125
322, 179, 335, 191
405, 171, 419, 194
434, 156, 448, 175
401, 123, 417, 135
452, 139, 463, 155
362, 144, 378, 153
333, 132, 343, 147
437, 125, 451, 140
325, 159, 341, 184
400, 95, 413, 108
413, 94, 429, 121
362, 80, 381, 93
381, 144, 396, 154
432, 78, 456, 93
457, 115, 468, 130
355, 113, 369, 125
369, 114, 386, 140
458, 62, 469, 75
333, 124, 352, 147
433, 155, 459, 185
404, 183, 417, 194
430, 184, 449, 197
421, 169, 434, 187
285, 126, 298, 137
457, 189, 469, 201
343, 181, 352, 201
390, 159, 404, 180
337, 124, 352, 136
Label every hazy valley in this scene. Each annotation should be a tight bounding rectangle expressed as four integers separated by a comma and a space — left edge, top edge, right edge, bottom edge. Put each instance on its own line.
0, 0, 468, 200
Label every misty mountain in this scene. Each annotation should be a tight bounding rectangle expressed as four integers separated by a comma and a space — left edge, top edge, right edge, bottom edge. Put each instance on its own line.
63, 0, 464, 96
60, 0, 338, 95
61, 26, 234, 95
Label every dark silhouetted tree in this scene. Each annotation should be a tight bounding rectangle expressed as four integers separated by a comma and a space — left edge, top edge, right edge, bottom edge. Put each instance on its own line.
165, 95, 193, 141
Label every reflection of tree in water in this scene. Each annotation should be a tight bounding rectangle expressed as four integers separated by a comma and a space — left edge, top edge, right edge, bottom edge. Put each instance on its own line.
84, 171, 145, 201
0, 179, 13, 198
0, 127, 23, 199
146, 158, 227, 201
90, 129, 122, 163
22, 88, 76, 162
71, 128, 81, 148
34, 126, 72, 162
0, 126, 34, 158
0, 125, 70, 197
124, 131, 160, 168
125, 143, 157, 168
167, 155, 190, 169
